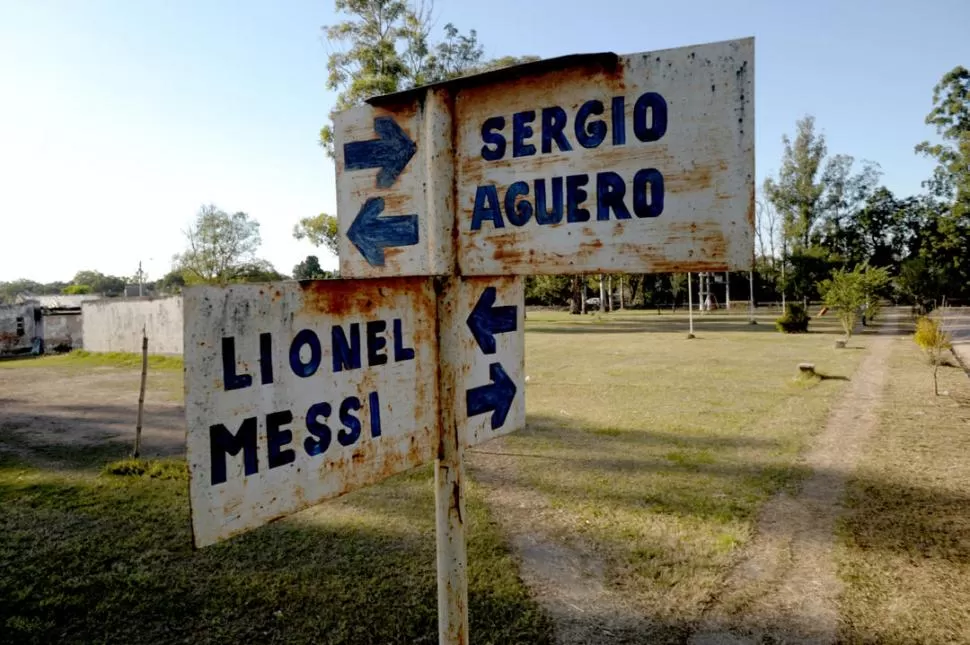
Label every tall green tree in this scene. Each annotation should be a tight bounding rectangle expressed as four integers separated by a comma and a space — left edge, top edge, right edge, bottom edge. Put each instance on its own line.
174, 205, 264, 285
764, 116, 828, 253
309, 1, 538, 262
318, 0, 531, 156
914, 66, 970, 299
916, 66, 970, 207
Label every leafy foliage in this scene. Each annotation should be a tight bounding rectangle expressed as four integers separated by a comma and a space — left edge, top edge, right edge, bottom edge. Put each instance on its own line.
525, 275, 572, 306
293, 255, 334, 280
174, 205, 267, 285
775, 302, 810, 333
156, 270, 187, 294
914, 316, 951, 356
294, 213, 340, 256
764, 116, 828, 252
69, 270, 127, 296
318, 0, 538, 156
818, 265, 889, 339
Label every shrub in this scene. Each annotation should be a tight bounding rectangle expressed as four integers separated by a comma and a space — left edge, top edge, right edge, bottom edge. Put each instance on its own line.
102, 458, 188, 480
776, 302, 810, 333
914, 315, 952, 395
914, 316, 951, 357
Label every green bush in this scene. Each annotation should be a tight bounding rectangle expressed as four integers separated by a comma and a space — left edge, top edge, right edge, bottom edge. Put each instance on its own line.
776, 302, 810, 333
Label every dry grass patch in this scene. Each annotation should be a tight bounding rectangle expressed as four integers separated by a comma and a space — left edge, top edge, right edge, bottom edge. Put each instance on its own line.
837, 340, 970, 644
473, 309, 868, 635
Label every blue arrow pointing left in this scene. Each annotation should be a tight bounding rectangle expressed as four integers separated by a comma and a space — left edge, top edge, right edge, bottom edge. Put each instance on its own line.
347, 197, 419, 267
467, 287, 518, 355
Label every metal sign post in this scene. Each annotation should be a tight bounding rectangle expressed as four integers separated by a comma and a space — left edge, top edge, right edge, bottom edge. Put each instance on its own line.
185, 36, 753, 645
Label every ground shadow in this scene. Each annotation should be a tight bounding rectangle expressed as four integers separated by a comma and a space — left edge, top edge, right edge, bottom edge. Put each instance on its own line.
815, 372, 850, 381
1, 399, 185, 469
470, 414, 970, 560
0, 456, 939, 645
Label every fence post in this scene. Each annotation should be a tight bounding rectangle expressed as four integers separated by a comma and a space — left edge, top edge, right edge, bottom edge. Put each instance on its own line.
134, 326, 148, 458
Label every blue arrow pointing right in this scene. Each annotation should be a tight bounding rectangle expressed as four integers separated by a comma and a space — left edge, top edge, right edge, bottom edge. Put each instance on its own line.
343, 116, 417, 188
466, 362, 517, 430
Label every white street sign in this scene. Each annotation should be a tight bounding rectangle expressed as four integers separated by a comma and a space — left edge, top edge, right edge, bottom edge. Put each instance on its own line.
456, 38, 753, 275
334, 37, 754, 279
455, 276, 525, 447
191, 37, 755, 644
333, 94, 454, 279
184, 278, 438, 547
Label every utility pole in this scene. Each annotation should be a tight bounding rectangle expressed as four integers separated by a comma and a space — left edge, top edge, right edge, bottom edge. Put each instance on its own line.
138, 261, 144, 297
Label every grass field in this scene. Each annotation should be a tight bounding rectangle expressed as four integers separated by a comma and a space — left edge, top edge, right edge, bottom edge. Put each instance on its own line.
0, 308, 880, 643
836, 337, 970, 644
476, 309, 867, 636
0, 349, 184, 371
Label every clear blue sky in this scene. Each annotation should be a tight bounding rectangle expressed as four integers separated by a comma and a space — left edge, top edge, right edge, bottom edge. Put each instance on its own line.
1, 0, 966, 283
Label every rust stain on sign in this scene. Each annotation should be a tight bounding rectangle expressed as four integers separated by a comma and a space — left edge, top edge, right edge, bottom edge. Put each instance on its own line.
454, 37, 754, 276
184, 278, 438, 548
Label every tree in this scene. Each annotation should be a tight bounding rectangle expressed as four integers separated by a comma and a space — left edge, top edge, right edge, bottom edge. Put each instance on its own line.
915, 66, 970, 208
157, 270, 187, 295
318, 0, 538, 155
755, 190, 779, 267
669, 273, 687, 310
818, 264, 889, 341
70, 270, 126, 296
816, 155, 882, 262
293, 214, 339, 257
525, 275, 571, 306
914, 67, 970, 301
320, 1, 479, 155
764, 116, 828, 253
174, 205, 263, 285
62, 284, 92, 295
293, 255, 333, 280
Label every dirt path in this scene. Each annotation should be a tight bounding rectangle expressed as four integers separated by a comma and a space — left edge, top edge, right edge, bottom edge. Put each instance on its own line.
0, 365, 184, 461
468, 449, 655, 644
689, 318, 899, 645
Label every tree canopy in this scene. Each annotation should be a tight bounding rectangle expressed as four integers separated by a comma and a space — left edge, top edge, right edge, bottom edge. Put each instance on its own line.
174, 205, 272, 285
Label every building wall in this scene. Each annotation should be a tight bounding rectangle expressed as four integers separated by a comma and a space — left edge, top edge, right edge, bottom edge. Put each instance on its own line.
82, 296, 183, 354
42, 312, 83, 351
0, 304, 38, 354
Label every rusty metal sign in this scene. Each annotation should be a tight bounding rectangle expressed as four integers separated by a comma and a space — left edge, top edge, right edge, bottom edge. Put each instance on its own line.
334, 37, 753, 279
456, 38, 753, 275
454, 276, 525, 447
184, 278, 438, 547
333, 92, 454, 279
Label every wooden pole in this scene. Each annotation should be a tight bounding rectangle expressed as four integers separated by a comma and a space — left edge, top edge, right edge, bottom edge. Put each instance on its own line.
687, 273, 695, 338
134, 326, 148, 458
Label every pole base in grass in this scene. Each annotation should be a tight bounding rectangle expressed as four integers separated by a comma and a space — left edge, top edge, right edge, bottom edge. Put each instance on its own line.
687, 333, 696, 339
